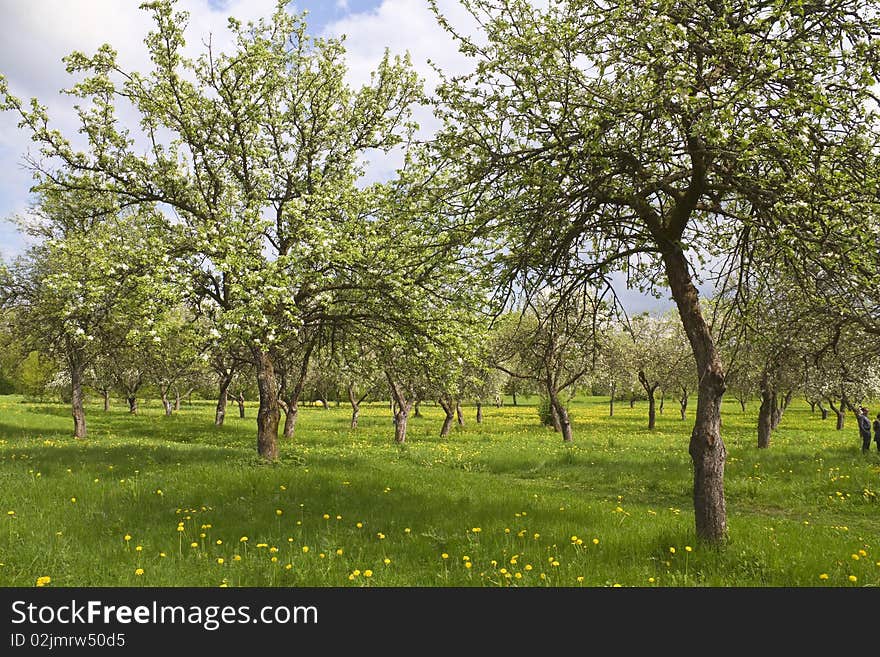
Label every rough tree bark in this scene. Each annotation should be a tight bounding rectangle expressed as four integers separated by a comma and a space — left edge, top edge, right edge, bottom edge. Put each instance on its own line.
817, 401, 828, 420
387, 375, 414, 444
660, 238, 727, 543
679, 386, 689, 420
237, 392, 245, 418
253, 348, 280, 460
127, 396, 138, 414
282, 342, 314, 440
609, 381, 615, 417
476, 401, 483, 423
547, 381, 572, 443
455, 401, 464, 426
160, 386, 173, 417
347, 383, 370, 429
101, 388, 110, 412
438, 396, 455, 438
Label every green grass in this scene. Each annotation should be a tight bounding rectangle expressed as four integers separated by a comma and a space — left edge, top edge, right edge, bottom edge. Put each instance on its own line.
0, 394, 878, 587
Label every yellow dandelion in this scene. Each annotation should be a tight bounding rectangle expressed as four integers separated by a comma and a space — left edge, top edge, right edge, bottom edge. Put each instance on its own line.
135, 545, 143, 552
669, 547, 676, 554
533, 533, 540, 540
377, 532, 385, 540
319, 553, 326, 559
190, 542, 198, 548
233, 555, 242, 562
302, 546, 309, 553
848, 575, 857, 582
384, 558, 391, 565
404, 527, 411, 534
471, 527, 481, 533
685, 546, 692, 552
271, 556, 278, 563
819, 573, 829, 580
35, 576, 51, 587
134, 568, 144, 576
648, 577, 655, 583
285, 564, 292, 570
322, 514, 330, 520
364, 570, 373, 578
275, 509, 283, 516
852, 554, 860, 561
577, 576, 584, 583
217, 558, 224, 565
515, 572, 522, 579
124, 534, 131, 542
352, 569, 361, 576
441, 553, 449, 559
499, 568, 508, 575
465, 562, 472, 569
269, 547, 278, 554
240, 536, 248, 543
159, 552, 167, 558
336, 548, 344, 556
462, 555, 470, 562
356, 522, 363, 528
524, 564, 533, 571
858, 549, 867, 557
216, 540, 222, 545
592, 538, 599, 545
70, 497, 76, 503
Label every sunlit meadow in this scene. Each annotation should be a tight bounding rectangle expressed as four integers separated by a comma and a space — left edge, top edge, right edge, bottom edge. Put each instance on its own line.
0, 394, 877, 587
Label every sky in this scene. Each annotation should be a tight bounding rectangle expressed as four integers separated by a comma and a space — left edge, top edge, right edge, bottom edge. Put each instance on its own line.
0, 0, 671, 313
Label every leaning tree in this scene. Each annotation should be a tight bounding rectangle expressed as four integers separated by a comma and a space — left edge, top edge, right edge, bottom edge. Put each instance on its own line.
430, 0, 880, 541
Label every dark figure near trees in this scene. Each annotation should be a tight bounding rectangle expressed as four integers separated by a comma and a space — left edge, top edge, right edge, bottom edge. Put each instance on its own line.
856, 407, 872, 453
873, 414, 880, 454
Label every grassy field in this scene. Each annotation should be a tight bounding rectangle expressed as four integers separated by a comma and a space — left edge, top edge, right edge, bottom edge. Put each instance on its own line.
0, 393, 877, 588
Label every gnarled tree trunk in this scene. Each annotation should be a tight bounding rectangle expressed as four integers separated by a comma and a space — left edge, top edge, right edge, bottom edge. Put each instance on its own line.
455, 401, 464, 426
387, 374, 415, 444
476, 401, 483, 423
438, 396, 455, 438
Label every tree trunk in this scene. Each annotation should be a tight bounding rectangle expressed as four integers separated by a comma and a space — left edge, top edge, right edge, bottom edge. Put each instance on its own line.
456, 401, 464, 426
638, 371, 657, 429
828, 397, 845, 430
70, 361, 87, 439
629, 394, 636, 409
609, 381, 615, 417
101, 389, 110, 412
661, 239, 726, 543
348, 384, 360, 429
438, 397, 455, 438
160, 388, 173, 416
511, 390, 517, 406
128, 395, 138, 414
476, 401, 483, 424
679, 386, 688, 420
387, 374, 414, 444
659, 392, 665, 414
808, 401, 816, 414
215, 376, 231, 427
757, 385, 773, 449
253, 348, 280, 460
282, 401, 298, 440
771, 391, 792, 431
547, 385, 572, 443
319, 397, 329, 410
237, 392, 245, 418
817, 401, 828, 420
738, 398, 746, 413
174, 388, 181, 411
414, 400, 422, 417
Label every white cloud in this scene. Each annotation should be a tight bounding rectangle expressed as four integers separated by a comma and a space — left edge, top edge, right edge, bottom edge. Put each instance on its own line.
0, 0, 278, 255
